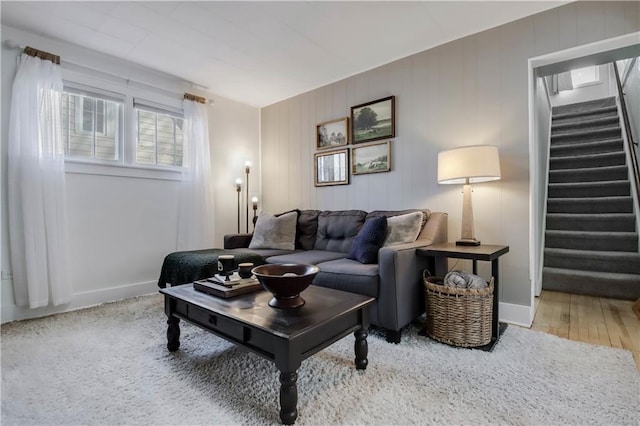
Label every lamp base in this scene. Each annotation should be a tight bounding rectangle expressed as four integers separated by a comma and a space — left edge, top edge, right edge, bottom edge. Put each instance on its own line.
456, 238, 481, 246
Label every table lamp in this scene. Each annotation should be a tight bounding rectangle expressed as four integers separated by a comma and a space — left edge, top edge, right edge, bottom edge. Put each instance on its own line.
437, 145, 501, 246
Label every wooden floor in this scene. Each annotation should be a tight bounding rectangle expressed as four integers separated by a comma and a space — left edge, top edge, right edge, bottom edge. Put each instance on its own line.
532, 290, 640, 371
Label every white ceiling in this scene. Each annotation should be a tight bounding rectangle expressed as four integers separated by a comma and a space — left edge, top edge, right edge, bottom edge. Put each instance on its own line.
1, 1, 566, 107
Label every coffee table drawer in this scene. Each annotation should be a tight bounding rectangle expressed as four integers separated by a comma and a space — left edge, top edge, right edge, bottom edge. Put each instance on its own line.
178, 301, 244, 341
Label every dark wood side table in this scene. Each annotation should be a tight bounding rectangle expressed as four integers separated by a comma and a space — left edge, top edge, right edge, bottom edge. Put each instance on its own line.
416, 243, 509, 351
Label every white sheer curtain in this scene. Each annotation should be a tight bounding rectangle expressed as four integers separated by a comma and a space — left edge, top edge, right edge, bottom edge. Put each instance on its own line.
8, 54, 71, 308
177, 99, 215, 250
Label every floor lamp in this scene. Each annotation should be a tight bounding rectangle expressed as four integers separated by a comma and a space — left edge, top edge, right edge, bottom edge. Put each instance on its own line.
235, 178, 242, 233
437, 145, 501, 246
245, 161, 251, 233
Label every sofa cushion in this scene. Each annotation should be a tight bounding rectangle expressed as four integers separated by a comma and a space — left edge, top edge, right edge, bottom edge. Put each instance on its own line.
383, 211, 424, 246
313, 259, 379, 298
297, 209, 320, 250
249, 211, 298, 250
266, 250, 347, 265
348, 216, 388, 264
366, 209, 430, 230
314, 210, 367, 253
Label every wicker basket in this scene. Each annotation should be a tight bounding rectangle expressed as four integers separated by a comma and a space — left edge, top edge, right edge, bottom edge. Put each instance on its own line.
423, 271, 494, 348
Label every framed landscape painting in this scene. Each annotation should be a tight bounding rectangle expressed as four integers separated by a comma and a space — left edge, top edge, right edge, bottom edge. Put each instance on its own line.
352, 141, 391, 175
314, 149, 349, 186
351, 96, 395, 144
316, 117, 349, 149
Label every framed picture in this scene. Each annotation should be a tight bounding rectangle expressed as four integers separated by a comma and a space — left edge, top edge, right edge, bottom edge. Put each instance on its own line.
316, 117, 349, 149
314, 148, 349, 186
352, 141, 391, 175
351, 96, 395, 144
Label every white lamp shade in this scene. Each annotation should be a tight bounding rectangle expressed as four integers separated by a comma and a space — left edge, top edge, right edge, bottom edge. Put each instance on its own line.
438, 145, 501, 184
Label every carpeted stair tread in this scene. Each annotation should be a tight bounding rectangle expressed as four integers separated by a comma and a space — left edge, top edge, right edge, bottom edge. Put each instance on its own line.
546, 213, 636, 232
547, 196, 633, 214
551, 115, 619, 132
544, 247, 640, 274
542, 267, 640, 300
548, 165, 628, 183
550, 138, 623, 156
547, 180, 630, 198
549, 151, 626, 170
545, 230, 638, 252
550, 126, 621, 144
552, 106, 618, 124
551, 97, 616, 115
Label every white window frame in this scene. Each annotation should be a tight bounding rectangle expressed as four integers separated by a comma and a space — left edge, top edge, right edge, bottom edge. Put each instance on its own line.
61, 68, 183, 181
76, 97, 106, 136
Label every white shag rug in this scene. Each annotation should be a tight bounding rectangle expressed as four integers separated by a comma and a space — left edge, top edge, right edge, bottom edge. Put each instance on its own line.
1, 294, 639, 426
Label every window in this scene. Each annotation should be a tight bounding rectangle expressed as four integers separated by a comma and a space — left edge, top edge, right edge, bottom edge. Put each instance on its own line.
135, 103, 183, 167
62, 87, 123, 161
571, 66, 600, 88
61, 77, 184, 176
81, 98, 105, 134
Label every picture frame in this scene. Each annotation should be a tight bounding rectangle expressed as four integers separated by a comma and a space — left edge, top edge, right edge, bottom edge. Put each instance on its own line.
351, 95, 395, 144
352, 141, 391, 175
316, 117, 349, 149
314, 148, 349, 186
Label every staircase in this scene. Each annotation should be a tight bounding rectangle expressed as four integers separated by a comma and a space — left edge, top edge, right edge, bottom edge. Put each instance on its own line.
543, 97, 640, 300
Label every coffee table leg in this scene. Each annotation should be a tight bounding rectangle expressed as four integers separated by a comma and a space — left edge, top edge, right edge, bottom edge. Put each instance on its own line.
354, 329, 368, 370
167, 316, 180, 352
279, 371, 298, 425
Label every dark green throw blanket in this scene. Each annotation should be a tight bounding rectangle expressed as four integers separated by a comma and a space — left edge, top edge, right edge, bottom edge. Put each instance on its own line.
157, 249, 265, 288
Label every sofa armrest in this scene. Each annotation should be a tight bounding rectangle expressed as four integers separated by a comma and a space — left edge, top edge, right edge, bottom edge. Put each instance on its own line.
223, 233, 253, 249
374, 212, 448, 332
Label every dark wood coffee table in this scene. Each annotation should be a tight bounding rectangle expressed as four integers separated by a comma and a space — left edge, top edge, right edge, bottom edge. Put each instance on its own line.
160, 284, 374, 425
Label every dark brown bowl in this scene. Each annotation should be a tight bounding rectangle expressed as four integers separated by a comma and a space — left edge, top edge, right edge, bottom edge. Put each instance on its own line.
251, 263, 320, 309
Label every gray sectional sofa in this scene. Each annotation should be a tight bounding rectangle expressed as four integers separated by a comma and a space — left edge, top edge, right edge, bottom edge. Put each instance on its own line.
224, 209, 448, 343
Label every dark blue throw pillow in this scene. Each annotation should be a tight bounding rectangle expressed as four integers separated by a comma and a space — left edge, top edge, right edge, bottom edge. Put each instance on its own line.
348, 216, 388, 264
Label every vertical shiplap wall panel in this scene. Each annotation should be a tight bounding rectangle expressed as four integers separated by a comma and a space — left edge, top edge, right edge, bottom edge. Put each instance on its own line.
475, 27, 504, 272
533, 9, 560, 56
624, 1, 640, 34
288, 96, 301, 210
499, 19, 535, 304
576, 1, 606, 45
259, 1, 640, 308
604, 2, 628, 39
299, 92, 311, 209
558, 2, 578, 50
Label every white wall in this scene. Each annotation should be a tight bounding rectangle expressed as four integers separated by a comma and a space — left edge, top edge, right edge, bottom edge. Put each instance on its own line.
1, 26, 259, 322
259, 1, 640, 320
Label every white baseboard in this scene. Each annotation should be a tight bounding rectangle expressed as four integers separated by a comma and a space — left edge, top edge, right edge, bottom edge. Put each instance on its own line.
1, 280, 158, 324
499, 301, 532, 328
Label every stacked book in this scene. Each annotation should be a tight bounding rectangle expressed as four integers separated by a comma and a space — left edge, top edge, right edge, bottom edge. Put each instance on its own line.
193, 273, 262, 298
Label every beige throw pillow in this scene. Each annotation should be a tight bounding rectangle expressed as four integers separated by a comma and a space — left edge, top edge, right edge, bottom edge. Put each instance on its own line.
383, 211, 424, 247
249, 211, 297, 250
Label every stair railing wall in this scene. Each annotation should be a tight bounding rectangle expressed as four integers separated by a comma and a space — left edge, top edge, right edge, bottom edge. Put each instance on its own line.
612, 61, 640, 242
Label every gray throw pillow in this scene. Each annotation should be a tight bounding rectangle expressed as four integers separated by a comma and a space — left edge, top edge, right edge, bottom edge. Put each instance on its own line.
383, 211, 424, 247
249, 211, 297, 250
